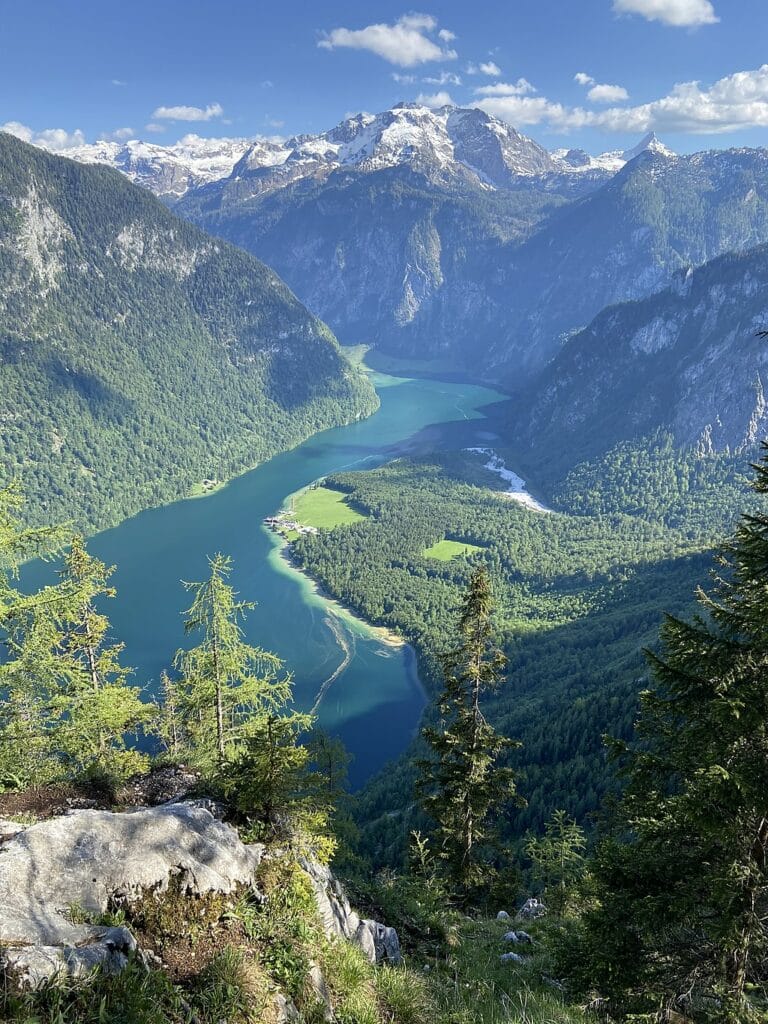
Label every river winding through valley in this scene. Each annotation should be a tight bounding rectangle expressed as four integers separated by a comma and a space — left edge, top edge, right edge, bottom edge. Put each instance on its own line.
23, 369, 507, 787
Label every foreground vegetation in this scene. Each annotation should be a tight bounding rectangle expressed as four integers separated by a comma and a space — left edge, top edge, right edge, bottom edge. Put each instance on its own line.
4, 442, 768, 1020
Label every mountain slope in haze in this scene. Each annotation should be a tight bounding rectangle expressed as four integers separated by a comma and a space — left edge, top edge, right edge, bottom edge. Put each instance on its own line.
484, 146, 768, 379
0, 133, 377, 531
511, 243, 768, 478
179, 166, 567, 371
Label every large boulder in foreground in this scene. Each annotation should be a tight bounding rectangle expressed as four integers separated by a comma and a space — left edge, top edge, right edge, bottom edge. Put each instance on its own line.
0, 802, 263, 988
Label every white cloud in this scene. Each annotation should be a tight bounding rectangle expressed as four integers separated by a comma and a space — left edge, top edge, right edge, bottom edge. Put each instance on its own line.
613, 0, 718, 27
588, 83, 630, 103
467, 61, 503, 76
99, 126, 134, 141
318, 13, 457, 67
574, 72, 629, 103
1, 121, 87, 150
145, 122, 166, 134
415, 90, 455, 108
475, 95, 573, 127
392, 72, 417, 84
476, 64, 768, 135
438, 28, 456, 42
111, 78, 127, 87
151, 102, 224, 121
423, 70, 462, 85
474, 78, 537, 97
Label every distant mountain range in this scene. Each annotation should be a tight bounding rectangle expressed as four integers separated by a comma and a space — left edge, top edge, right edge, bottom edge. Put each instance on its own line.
0, 133, 375, 531
63, 104, 670, 198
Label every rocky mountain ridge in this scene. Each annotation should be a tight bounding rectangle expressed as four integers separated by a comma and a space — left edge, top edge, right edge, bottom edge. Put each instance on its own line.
511, 243, 768, 467
48, 104, 669, 198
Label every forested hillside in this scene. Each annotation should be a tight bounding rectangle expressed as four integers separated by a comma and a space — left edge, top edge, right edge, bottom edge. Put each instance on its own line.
287, 444, 757, 861
0, 133, 376, 532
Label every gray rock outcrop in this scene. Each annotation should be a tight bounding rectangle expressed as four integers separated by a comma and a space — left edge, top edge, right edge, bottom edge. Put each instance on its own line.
0, 803, 263, 988
301, 858, 402, 965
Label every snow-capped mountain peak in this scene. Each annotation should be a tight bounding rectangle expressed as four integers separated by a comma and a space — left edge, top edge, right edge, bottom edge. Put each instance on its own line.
67, 134, 254, 197
622, 131, 675, 161
28, 108, 675, 199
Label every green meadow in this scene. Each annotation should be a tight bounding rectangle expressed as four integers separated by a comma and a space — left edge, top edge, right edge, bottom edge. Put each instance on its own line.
293, 486, 367, 529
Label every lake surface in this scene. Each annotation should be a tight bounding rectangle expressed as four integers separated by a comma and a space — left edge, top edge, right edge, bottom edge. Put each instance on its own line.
23, 370, 506, 787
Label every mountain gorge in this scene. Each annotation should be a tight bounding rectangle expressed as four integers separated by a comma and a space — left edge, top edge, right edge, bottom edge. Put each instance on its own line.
0, 133, 376, 531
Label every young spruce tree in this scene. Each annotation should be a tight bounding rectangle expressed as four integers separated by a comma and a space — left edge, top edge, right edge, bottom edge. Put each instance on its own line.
584, 442, 768, 1021
416, 567, 521, 898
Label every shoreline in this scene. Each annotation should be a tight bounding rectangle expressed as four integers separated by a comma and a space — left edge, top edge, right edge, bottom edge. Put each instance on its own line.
273, 534, 407, 650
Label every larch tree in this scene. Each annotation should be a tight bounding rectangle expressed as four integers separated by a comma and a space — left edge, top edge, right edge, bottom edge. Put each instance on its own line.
50, 536, 151, 780
173, 553, 287, 770
0, 483, 69, 786
416, 567, 522, 898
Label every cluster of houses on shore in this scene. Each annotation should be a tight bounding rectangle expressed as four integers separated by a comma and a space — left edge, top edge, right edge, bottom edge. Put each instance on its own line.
263, 510, 319, 539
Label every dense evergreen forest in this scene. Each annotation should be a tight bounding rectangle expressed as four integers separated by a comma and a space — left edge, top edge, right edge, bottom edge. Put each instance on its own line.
0, 134, 376, 533
289, 437, 759, 860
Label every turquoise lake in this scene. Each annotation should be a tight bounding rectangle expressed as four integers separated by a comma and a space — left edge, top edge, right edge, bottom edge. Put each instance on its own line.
23, 371, 506, 787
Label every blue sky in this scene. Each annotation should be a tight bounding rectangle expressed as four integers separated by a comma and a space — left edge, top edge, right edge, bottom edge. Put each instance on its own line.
1, 0, 767, 154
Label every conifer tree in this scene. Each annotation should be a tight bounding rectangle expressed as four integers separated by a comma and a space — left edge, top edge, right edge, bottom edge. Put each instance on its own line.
307, 729, 359, 860
174, 554, 287, 769
0, 484, 69, 786
584, 442, 768, 1021
524, 810, 586, 917
50, 536, 151, 780
416, 567, 522, 897
221, 710, 314, 831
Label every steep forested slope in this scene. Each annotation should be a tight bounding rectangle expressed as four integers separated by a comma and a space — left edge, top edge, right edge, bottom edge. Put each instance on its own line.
0, 133, 376, 531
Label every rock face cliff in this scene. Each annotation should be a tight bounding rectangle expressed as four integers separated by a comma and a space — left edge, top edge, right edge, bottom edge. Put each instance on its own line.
512, 243, 768, 468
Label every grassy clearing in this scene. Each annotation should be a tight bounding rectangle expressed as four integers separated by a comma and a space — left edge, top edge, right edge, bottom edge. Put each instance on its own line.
423, 538, 487, 561
426, 918, 589, 1024
293, 486, 367, 529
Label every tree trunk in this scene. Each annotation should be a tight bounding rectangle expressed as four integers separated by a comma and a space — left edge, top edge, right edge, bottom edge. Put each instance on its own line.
211, 632, 225, 764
